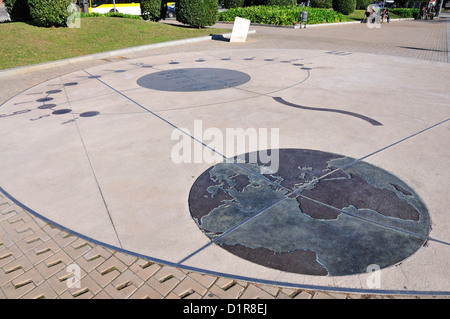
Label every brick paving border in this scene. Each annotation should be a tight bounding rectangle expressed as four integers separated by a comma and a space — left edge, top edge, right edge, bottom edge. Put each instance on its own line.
1, 192, 449, 299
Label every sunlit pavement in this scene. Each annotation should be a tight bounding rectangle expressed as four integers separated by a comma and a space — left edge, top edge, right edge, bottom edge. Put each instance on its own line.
0, 14, 449, 299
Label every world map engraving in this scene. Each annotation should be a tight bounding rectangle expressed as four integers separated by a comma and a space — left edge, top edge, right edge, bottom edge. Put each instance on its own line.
188, 149, 431, 276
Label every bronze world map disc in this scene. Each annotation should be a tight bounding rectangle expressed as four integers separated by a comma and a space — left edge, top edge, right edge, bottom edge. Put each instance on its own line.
188, 149, 431, 276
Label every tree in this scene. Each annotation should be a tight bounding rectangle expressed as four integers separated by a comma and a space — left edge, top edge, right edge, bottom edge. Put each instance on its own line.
223, 0, 245, 8
355, 0, 371, 10
4, 0, 31, 22
28, 0, 72, 27
261, 0, 297, 5
5, 0, 73, 26
332, 0, 356, 14
309, 0, 333, 8
141, 0, 164, 21
176, 0, 218, 28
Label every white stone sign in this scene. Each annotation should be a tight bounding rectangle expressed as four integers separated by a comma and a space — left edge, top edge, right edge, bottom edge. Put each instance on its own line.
230, 17, 251, 43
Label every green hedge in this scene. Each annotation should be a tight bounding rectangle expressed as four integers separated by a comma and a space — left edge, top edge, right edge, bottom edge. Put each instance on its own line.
176, 0, 218, 28
28, 0, 72, 27
5, 0, 145, 25
260, 0, 297, 5
395, 0, 428, 7
389, 8, 420, 18
243, 0, 260, 5
5, 0, 71, 26
224, 0, 296, 7
4, 0, 31, 22
309, 0, 332, 8
140, 0, 163, 21
223, 0, 246, 8
332, 0, 356, 15
218, 5, 346, 25
355, 0, 371, 10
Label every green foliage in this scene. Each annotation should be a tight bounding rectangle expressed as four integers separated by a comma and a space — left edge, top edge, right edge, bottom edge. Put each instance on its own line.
243, 0, 260, 5
140, 0, 163, 21
218, 5, 346, 25
395, 0, 429, 8
226, 0, 296, 6
0, 17, 230, 70
309, 0, 333, 8
223, 0, 246, 8
260, 0, 297, 5
394, 0, 427, 7
332, 0, 356, 15
176, 0, 218, 28
28, 0, 72, 27
355, 0, 371, 10
389, 8, 420, 18
3, 0, 31, 22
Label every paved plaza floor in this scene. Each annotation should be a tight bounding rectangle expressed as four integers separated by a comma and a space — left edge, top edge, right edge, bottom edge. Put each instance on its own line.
0, 13, 449, 299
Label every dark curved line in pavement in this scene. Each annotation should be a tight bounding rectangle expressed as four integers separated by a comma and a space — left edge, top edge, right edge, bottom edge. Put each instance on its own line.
273, 97, 383, 126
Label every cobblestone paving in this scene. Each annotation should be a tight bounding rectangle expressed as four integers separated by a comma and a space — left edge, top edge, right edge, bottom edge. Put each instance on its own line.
1, 14, 449, 300
232, 18, 449, 63
296, 19, 448, 62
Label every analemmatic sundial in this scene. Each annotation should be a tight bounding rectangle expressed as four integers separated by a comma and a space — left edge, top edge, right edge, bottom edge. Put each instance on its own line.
1, 48, 448, 295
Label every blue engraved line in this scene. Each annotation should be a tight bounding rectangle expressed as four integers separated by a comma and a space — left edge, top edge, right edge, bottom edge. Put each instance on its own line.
79, 68, 313, 210
60, 80, 124, 249
81, 70, 289, 193
316, 117, 450, 182
1, 186, 449, 297
177, 191, 295, 265
273, 96, 383, 126
297, 194, 450, 246
232, 68, 311, 97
